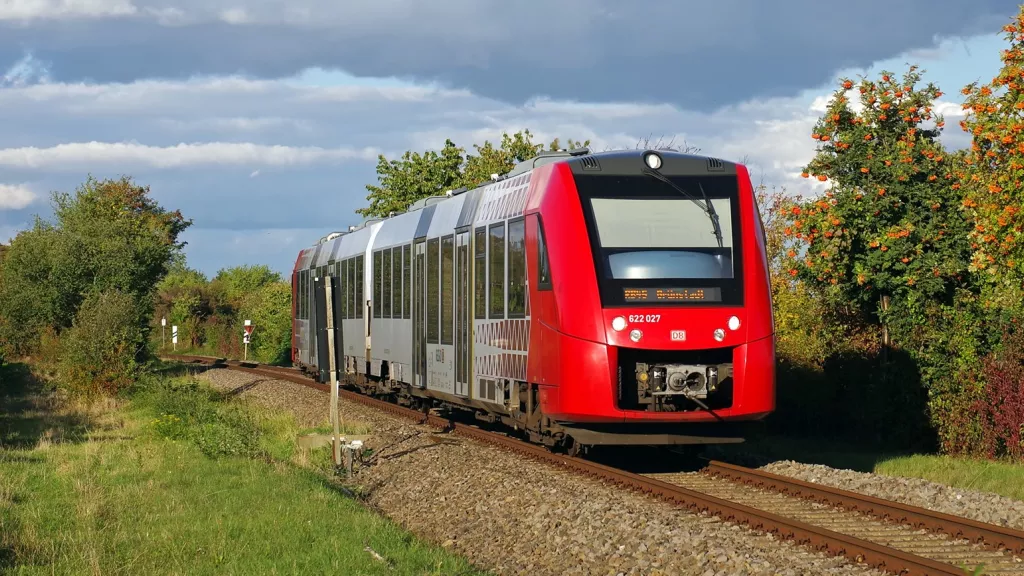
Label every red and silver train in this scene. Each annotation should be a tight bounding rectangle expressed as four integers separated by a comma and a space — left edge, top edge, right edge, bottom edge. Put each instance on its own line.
291, 148, 775, 452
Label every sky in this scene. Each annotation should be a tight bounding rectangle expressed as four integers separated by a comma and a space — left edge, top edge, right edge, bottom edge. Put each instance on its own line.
0, 0, 1016, 278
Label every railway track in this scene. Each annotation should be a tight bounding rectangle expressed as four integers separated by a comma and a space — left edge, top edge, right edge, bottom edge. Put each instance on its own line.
163, 354, 1024, 576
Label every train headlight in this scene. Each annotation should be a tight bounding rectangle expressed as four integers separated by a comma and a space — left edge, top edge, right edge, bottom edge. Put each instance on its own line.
629, 329, 643, 342
728, 316, 741, 330
612, 316, 627, 331
713, 328, 726, 342
644, 152, 662, 170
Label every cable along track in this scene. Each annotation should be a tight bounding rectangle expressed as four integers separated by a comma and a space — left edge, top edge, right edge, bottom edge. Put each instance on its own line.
164, 355, 1024, 576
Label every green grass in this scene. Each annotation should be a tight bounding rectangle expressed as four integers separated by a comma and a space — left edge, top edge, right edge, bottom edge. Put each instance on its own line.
707, 431, 1024, 503
874, 454, 1024, 501
0, 364, 487, 575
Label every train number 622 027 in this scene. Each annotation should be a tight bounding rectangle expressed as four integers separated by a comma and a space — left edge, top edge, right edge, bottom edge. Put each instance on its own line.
628, 314, 661, 323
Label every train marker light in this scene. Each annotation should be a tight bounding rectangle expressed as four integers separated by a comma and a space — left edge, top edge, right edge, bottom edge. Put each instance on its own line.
612, 316, 627, 331
629, 329, 643, 342
713, 328, 726, 342
728, 316, 740, 330
644, 151, 662, 170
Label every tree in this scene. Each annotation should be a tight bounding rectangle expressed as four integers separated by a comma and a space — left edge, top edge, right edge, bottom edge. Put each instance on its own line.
358, 139, 465, 218
0, 175, 191, 364
793, 67, 971, 316
959, 8, 1024, 297
214, 264, 281, 303
0, 221, 61, 355
358, 130, 591, 218
634, 134, 701, 154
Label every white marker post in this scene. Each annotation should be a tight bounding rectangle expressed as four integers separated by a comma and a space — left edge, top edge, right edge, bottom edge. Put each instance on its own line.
243, 320, 253, 361
161, 317, 166, 349
324, 277, 341, 467
171, 325, 178, 351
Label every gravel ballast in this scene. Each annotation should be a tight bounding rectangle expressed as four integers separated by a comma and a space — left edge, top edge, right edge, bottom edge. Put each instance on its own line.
196, 368, 901, 575
761, 460, 1024, 530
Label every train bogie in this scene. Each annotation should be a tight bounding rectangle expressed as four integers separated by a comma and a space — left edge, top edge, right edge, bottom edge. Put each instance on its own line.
292, 148, 776, 450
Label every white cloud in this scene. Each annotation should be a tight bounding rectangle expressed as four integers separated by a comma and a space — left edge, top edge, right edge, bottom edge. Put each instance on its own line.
0, 183, 37, 210
218, 7, 249, 24
0, 142, 381, 170
0, 75, 473, 114
0, 0, 136, 20
1, 54, 51, 87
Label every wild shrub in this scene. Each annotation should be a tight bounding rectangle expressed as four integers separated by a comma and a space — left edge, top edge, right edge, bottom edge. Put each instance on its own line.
143, 377, 262, 458
977, 329, 1024, 459
58, 290, 146, 398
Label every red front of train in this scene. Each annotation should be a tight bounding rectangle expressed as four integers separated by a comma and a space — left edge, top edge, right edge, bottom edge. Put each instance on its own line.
524, 150, 775, 428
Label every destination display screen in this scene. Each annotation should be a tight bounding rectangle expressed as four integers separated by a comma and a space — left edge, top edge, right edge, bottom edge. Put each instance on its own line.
622, 287, 723, 303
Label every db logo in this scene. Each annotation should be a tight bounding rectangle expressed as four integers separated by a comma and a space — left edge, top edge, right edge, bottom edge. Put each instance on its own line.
670, 330, 687, 342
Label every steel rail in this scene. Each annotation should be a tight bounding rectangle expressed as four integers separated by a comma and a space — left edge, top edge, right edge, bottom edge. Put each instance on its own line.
162, 355, 996, 575
705, 460, 1024, 556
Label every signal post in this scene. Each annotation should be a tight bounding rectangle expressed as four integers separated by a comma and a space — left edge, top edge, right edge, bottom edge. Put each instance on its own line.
243, 320, 254, 361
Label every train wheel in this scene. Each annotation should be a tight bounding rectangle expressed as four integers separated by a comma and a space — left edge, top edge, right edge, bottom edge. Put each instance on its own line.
565, 438, 588, 458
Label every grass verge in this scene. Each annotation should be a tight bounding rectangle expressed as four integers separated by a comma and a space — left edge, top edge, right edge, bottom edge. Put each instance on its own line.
0, 362, 487, 575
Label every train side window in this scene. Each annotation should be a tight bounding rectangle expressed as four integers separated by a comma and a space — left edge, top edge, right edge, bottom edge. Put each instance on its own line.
303, 270, 309, 319
537, 216, 552, 290
297, 271, 304, 319
488, 222, 505, 319
355, 255, 364, 319
427, 238, 440, 344
300, 270, 307, 320
507, 218, 526, 318
473, 227, 486, 319
402, 244, 411, 319
382, 248, 393, 318
295, 271, 301, 319
441, 234, 454, 345
342, 256, 350, 315
394, 247, 402, 320
372, 249, 380, 315
344, 259, 352, 319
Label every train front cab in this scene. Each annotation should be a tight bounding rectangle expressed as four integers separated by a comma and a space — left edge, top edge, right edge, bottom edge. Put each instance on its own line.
525, 151, 775, 444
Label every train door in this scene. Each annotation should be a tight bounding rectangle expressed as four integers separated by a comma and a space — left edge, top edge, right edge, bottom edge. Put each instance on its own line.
413, 239, 426, 388
427, 235, 456, 395
454, 231, 471, 396
307, 267, 318, 367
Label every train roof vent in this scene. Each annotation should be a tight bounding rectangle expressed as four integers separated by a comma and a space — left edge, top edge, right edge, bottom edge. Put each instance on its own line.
579, 155, 601, 171
407, 195, 448, 211
506, 147, 591, 178
706, 158, 725, 172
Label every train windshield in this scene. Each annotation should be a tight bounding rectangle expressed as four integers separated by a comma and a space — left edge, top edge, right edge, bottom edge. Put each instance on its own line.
590, 198, 733, 280
574, 173, 744, 306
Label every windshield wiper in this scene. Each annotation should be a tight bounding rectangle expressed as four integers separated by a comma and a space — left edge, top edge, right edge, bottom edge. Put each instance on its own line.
640, 168, 724, 248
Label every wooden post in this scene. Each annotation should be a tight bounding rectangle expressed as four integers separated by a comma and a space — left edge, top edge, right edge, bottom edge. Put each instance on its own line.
325, 277, 341, 467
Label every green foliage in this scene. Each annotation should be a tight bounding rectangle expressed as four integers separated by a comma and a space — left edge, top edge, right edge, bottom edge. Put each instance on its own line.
0, 221, 61, 356
142, 377, 262, 458
238, 282, 293, 365
958, 11, 1024, 288
0, 176, 189, 395
57, 289, 147, 398
153, 263, 293, 365
358, 129, 591, 218
213, 264, 282, 302
796, 67, 971, 313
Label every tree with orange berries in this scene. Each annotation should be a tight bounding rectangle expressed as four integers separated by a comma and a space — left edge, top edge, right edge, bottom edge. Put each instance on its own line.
792, 67, 972, 319
959, 10, 1024, 300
